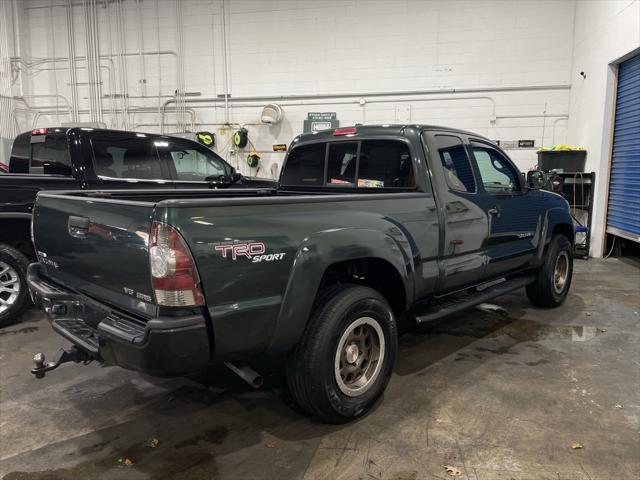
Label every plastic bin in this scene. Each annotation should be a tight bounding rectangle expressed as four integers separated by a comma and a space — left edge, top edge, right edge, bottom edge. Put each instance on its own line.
537, 150, 587, 172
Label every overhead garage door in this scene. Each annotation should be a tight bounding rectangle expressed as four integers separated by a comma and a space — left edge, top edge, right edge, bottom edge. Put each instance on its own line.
607, 54, 640, 242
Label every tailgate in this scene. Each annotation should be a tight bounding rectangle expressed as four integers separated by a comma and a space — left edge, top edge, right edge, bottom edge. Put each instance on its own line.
32, 192, 157, 317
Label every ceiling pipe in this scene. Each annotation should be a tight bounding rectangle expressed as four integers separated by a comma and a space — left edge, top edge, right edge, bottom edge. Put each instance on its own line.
160, 95, 499, 132
10, 50, 178, 68
12, 94, 73, 111
220, 0, 231, 124
158, 83, 571, 132
65, 0, 79, 121
91, 0, 103, 123
181, 84, 571, 103
496, 114, 569, 119
30, 106, 196, 130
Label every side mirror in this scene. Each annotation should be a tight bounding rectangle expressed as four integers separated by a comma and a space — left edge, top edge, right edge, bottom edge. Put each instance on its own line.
526, 170, 545, 190
230, 167, 243, 183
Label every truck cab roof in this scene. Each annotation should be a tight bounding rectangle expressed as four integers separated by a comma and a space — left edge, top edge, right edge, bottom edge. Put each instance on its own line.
21, 126, 180, 138
292, 124, 495, 145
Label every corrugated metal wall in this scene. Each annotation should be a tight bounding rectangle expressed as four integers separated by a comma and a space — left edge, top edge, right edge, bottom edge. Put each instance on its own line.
606, 54, 640, 243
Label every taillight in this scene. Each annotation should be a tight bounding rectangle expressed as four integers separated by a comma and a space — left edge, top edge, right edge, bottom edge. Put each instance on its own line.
31, 128, 48, 135
333, 127, 356, 136
149, 221, 204, 307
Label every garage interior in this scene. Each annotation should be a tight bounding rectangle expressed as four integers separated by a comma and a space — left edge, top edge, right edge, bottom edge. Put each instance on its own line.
1, 1, 639, 479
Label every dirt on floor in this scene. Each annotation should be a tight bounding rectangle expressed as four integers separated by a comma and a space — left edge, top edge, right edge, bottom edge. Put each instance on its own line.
0, 258, 638, 480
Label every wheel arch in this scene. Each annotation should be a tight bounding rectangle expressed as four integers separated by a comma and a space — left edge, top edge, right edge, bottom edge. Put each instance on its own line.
552, 222, 574, 245
267, 228, 413, 353
0, 216, 35, 259
318, 257, 407, 315
537, 207, 575, 260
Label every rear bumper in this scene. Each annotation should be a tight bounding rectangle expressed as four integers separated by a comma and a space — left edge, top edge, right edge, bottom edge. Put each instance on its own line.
27, 263, 211, 376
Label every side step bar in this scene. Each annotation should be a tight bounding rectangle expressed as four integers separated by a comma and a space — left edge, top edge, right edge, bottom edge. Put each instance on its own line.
414, 275, 535, 324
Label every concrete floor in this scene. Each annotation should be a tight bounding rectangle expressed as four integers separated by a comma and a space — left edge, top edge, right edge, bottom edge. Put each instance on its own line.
0, 258, 638, 480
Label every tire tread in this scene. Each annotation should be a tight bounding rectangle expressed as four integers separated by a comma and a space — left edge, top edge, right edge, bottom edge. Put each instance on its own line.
287, 283, 395, 423
526, 234, 572, 308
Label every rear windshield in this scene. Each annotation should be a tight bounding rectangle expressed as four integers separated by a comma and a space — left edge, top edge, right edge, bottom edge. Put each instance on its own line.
10, 133, 72, 175
281, 139, 416, 189
280, 142, 326, 186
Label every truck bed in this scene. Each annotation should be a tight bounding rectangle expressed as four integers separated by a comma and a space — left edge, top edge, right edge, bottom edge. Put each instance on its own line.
32, 187, 433, 357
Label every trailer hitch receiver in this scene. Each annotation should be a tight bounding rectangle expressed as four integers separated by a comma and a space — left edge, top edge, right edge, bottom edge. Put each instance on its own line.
31, 346, 92, 378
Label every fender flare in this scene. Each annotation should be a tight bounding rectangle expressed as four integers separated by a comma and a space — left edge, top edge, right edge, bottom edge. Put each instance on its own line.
536, 206, 574, 260
267, 227, 414, 353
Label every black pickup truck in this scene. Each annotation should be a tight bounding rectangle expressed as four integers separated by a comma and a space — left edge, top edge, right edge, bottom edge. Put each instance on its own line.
28, 125, 574, 423
0, 127, 275, 326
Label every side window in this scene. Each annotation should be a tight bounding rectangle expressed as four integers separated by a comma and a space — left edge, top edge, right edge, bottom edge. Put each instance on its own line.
160, 141, 228, 181
91, 136, 161, 179
327, 142, 357, 185
470, 144, 520, 193
435, 135, 476, 193
280, 143, 326, 186
358, 140, 415, 188
30, 135, 72, 175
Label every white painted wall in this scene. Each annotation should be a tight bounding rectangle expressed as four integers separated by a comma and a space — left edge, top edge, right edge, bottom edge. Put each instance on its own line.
566, 0, 640, 256
5, 0, 639, 256
0, 1, 21, 163
9, 0, 576, 175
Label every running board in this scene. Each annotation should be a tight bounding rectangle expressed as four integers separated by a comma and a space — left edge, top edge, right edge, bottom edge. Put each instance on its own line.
414, 275, 535, 324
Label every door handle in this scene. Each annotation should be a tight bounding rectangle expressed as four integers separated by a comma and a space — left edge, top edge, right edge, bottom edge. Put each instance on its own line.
68, 216, 90, 238
488, 207, 500, 216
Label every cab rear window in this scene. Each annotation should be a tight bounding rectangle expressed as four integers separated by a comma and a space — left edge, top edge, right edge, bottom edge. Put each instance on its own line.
327, 142, 357, 185
280, 143, 326, 186
31, 135, 72, 175
282, 140, 416, 190
358, 140, 415, 188
9, 133, 72, 175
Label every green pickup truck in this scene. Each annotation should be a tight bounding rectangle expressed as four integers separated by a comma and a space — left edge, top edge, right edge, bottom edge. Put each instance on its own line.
27, 125, 574, 423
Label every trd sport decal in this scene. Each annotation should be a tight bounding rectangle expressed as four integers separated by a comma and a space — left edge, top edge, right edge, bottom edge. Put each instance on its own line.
214, 242, 286, 263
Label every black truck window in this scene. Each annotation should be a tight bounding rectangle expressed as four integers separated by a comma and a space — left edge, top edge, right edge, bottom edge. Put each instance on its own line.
470, 143, 520, 193
159, 139, 228, 181
92, 136, 161, 179
8, 132, 30, 173
283, 140, 417, 190
327, 142, 357, 185
435, 135, 476, 193
357, 140, 415, 188
281, 143, 326, 186
30, 135, 72, 175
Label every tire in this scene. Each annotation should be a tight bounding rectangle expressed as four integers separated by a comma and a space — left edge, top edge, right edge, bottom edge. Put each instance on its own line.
526, 234, 573, 308
0, 244, 30, 328
286, 284, 397, 424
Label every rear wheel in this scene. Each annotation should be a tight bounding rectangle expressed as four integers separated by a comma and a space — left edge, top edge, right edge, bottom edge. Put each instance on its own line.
0, 245, 30, 328
526, 234, 573, 307
287, 284, 397, 423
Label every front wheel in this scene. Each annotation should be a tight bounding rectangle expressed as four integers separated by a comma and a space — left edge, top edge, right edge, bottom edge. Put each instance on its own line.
0, 245, 30, 328
526, 234, 573, 307
286, 284, 397, 423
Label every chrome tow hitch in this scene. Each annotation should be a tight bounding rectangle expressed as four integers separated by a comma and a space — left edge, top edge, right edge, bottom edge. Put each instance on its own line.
30, 346, 92, 379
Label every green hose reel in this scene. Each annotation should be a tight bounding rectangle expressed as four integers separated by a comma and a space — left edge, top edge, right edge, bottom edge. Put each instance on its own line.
247, 151, 260, 168
233, 128, 248, 148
